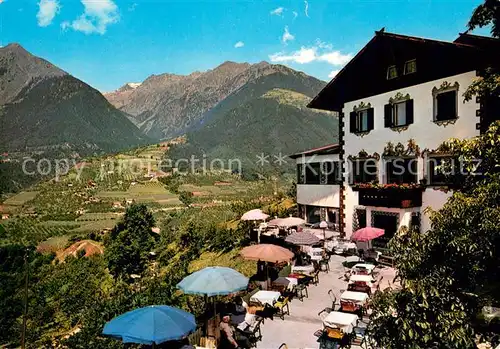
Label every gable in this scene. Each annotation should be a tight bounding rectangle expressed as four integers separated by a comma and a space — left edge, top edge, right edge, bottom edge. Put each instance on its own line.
308, 31, 499, 112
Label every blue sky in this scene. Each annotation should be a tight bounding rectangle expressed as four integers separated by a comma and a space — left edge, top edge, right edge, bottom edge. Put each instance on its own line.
0, 0, 488, 92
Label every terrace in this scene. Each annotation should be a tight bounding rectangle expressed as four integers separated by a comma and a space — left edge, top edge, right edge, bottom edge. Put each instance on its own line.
254, 254, 397, 349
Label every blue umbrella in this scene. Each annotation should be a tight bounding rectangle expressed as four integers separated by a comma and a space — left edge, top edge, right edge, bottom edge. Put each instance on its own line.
177, 266, 249, 296
102, 305, 196, 346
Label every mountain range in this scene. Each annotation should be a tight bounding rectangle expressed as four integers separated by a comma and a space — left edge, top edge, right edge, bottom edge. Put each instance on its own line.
167, 87, 339, 176
1, 44, 338, 191
0, 44, 150, 152
104, 61, 329, 139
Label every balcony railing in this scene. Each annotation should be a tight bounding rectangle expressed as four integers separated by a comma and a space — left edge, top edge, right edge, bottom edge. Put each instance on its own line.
352, 185, 424, 208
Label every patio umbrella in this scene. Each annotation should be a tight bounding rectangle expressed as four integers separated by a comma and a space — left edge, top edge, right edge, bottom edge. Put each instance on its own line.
240, 244, 294, 263
268, 217, 306, 228
240, 244, 294, 290
285, 231, 320, 246
351, 227, 384, 242
102, 305, 196, 347
241, 209, 269, 221
176, 266, 249, 296
176, 267, 249, 336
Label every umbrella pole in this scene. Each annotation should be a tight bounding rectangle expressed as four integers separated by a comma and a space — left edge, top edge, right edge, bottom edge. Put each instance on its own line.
213, 296, 217, 320
266, 263, 269, 290
205, 294, 209, 337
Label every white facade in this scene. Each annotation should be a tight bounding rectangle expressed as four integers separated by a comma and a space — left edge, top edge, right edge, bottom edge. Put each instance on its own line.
343, 71, 479, 239
294, 153, 341, 223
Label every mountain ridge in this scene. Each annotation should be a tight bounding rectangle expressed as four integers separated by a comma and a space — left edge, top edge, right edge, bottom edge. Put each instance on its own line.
0, 44, 150, 152
104, 61, 326, 139
167, 87, 339, 175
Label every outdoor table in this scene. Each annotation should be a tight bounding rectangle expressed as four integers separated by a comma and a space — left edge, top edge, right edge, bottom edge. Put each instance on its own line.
340, 291, 369, 306
335, 242, 357, 254
249, 290, 281, 306
291, 263, 315, 274
308, 247, 324, 261
272, 276, 298, 290
348, 274, 374, 287
345, 256, 362, 263
351, 263, 376, 275
235, 313, 257, 331
325, 240, 337, 253
322, 311, 359, 334
231, 313, 246, 326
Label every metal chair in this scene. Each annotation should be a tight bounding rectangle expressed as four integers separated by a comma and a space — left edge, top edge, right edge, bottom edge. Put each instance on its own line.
273, 297, 290, 320
295, 283, 308, 301
318, 307, 332, 321
328, 289, 337, 309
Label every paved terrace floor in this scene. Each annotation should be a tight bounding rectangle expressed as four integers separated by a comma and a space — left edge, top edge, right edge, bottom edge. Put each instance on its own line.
257, 255, 396, 349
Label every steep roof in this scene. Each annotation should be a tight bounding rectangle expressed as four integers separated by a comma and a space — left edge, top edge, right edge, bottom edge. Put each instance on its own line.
308, 30, 500, 112
289, 143, 340, 159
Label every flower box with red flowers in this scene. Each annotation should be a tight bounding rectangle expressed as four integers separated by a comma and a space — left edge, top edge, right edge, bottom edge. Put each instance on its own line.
351, 183, 424, 208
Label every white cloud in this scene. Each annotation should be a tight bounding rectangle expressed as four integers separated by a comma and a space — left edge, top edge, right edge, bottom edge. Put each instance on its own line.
270, 7, 284, 16
269, 41, 352, 67
37, 0, 60, 27
292, 11, 298, 19
270, 47, 316, 64
61, 0, 119, 35
282, 26, 295, 44
234, 41, 245, 48
328, 70, 340, 78
320, 51, 352, 65
304, 1, 309, 17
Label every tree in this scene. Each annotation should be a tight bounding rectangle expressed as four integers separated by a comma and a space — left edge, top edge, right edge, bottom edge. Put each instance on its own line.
464, 0, 500, 102
178, 191, 194, 207
104, 204, 156, 279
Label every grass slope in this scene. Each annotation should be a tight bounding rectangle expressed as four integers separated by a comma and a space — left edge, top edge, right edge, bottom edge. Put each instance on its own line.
0, 75, 150, 151
169, 88, 338, 174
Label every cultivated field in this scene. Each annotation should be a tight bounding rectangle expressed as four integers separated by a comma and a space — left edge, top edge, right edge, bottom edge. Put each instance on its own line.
3, 191, 38, 206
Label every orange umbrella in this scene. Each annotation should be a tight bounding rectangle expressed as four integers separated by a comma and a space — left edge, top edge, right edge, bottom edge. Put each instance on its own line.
240, 244, 294, 263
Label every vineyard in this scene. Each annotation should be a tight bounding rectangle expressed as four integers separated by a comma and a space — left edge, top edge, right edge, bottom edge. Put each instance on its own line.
0, 217, 80, 245
75, 212, 123, 222
2, 191, 38, 206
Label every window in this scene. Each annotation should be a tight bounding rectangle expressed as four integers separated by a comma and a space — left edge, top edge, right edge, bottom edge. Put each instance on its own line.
428, 156, 456, 185
404, 59, 417, 75
357, 110, 369, 132
306, 205, 321, 224
327, 208, 338, 224
393, 101, 406, 126
350, 108, 374, 134
386, 158, 417, 184
305, 162, 321, 184
297, 164, 304, 184
325, 161, 341, 184
387, 65, 398, 80
300, 162, 341, 185
356, 209, 367, 229
352, 159, 378, 184
384, 99, 414, 128
410, 213, 421, 232
435, 90, 457, 121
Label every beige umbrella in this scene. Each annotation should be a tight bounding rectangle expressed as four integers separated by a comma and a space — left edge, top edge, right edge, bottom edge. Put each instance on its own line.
241, 209, 269, 221
240, 244, 294, 289
240, 244, 294, 262
268, 217, 305, 228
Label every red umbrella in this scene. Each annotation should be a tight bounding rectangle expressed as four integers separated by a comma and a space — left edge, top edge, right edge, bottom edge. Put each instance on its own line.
351, 227, 384, 242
